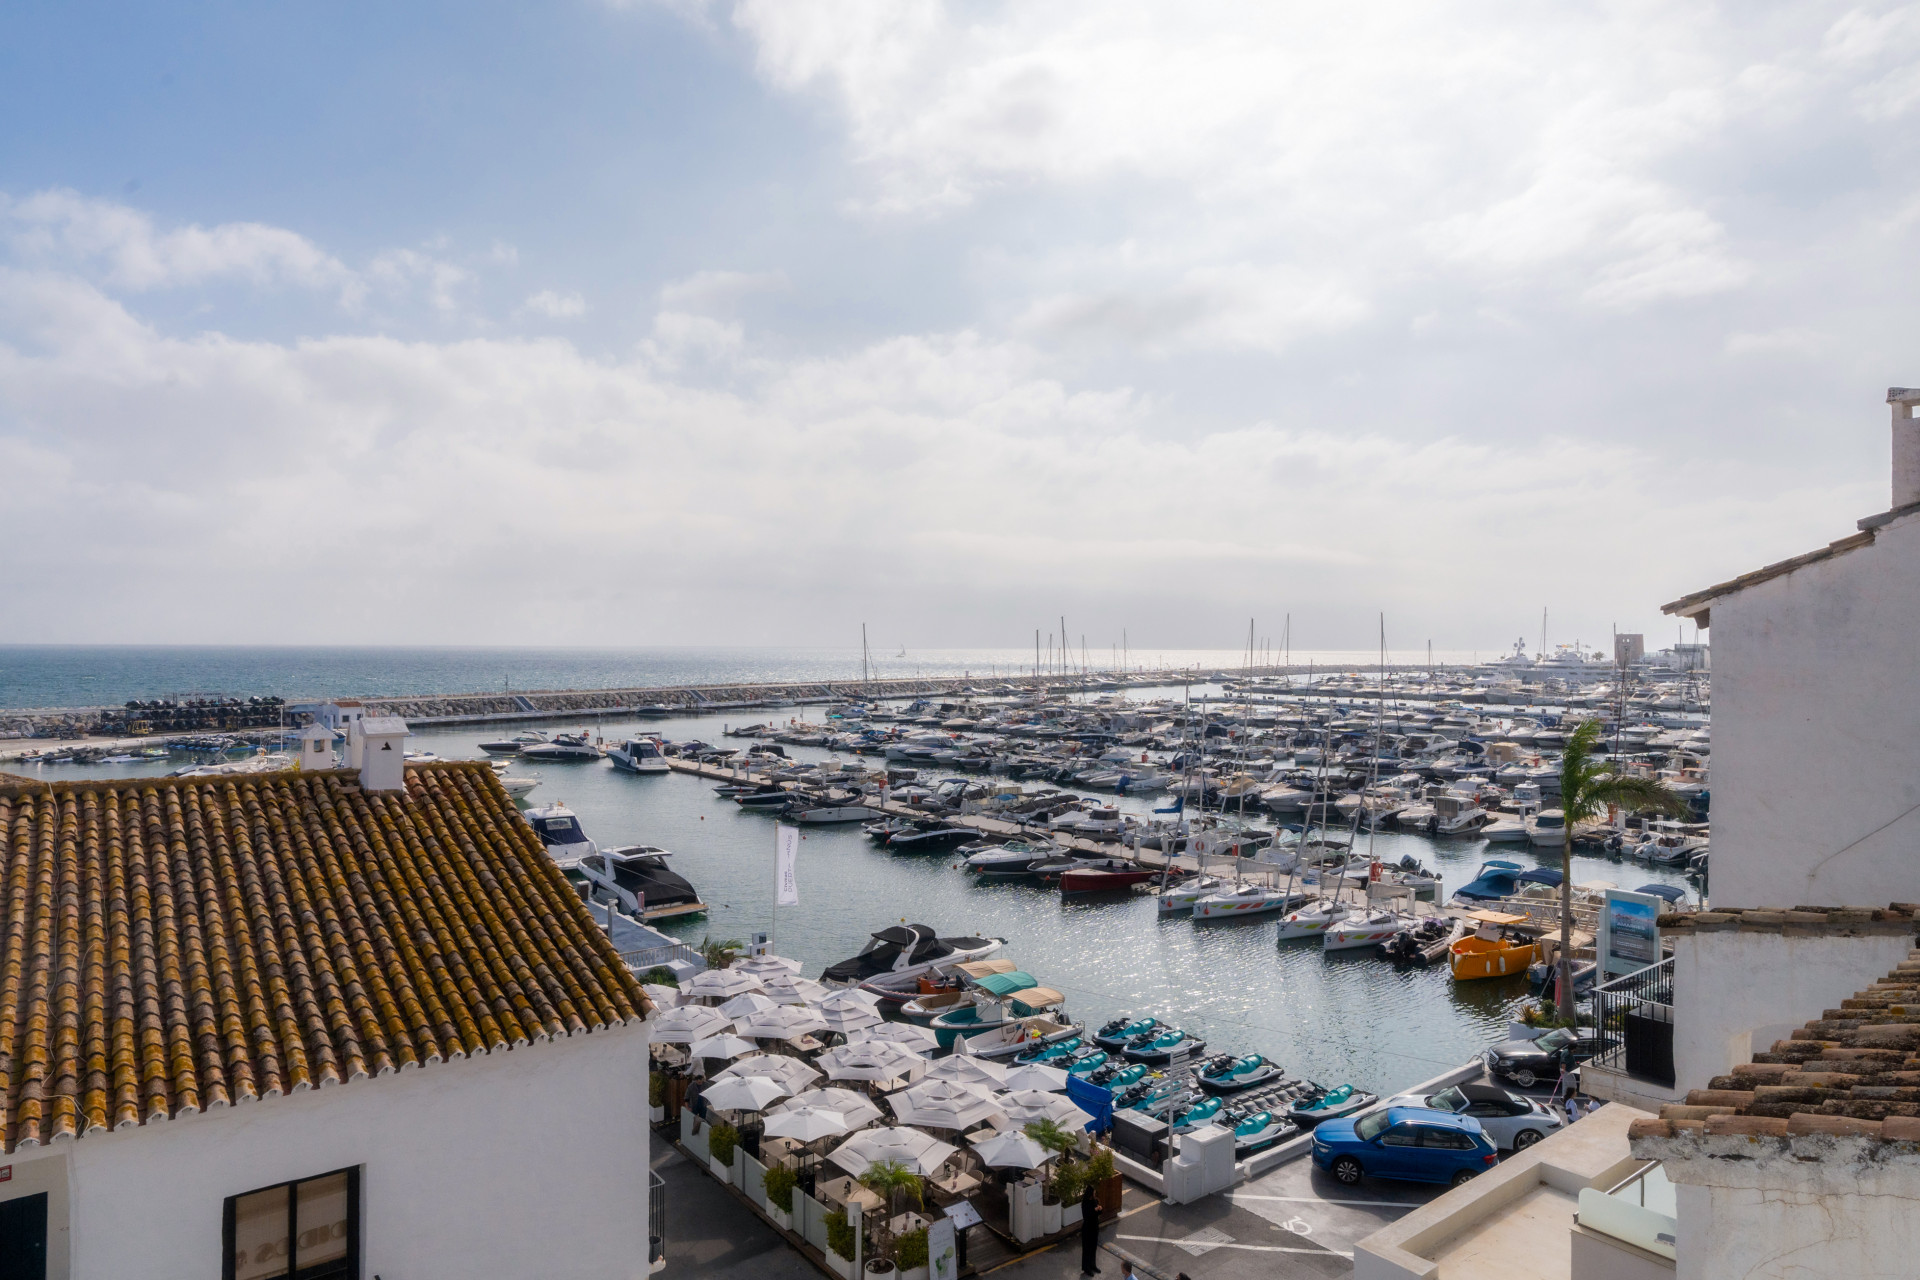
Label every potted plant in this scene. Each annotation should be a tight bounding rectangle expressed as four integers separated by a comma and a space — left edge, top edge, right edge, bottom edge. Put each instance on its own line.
1024, 1117, 1076, 1230
1087, 1145, 1122, 1217
893, 1227, 930, 1280
707, 1120, 739, 1182
825, 1209, 857, 1279
649, 1071, 667, 1124
1052, 1160, 1086, 1228
763, 1163, 798, 1232
857, 1158, 924, 1275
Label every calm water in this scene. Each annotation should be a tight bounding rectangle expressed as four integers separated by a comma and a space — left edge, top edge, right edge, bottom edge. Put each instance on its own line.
22, 699, 1694, 1098
0, 645, 1488, 710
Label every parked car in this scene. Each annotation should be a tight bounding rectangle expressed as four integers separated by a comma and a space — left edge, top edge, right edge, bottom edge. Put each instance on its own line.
1382, 1082, 1563, 1150
1310, 1107, 1501, 1187
1484, 1027, 1606, 1088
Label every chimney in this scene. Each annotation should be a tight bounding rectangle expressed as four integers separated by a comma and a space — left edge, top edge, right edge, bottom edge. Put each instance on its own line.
1892, 387, 1920, 510
354, 716, 412, 792
298, 722, 336, 771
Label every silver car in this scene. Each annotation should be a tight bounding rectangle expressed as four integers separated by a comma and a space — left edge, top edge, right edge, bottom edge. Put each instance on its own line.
1380, 1082, 1563, 1150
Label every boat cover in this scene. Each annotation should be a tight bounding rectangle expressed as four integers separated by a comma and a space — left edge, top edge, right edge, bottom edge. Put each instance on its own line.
955, 959, 1018, 979
975, 971, 1038, 996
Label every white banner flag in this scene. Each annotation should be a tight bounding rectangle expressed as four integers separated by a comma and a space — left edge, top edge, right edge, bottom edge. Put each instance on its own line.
775, 824, 801, 906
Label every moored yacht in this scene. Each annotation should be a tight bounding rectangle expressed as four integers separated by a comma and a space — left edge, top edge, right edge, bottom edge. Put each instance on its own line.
521, 733, 604, 763
822, 923, 1002, 987
607, 736, 670, 774
576, 845, 707, 922
523, 801, 595, 870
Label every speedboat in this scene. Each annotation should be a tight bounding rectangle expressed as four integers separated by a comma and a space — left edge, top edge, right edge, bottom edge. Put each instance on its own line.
1481, 815, 1528, 843
523, 802, 596, 871
1322, 909, 1415, 953
953, 1016, 1084, 1061
478, 730, 548, 755
1093, 1014, 1165, 1052
785, 803, 881, 824
1274, 899, 1343, 942
963, 840, 1063, 878
1525, 808, 1567, 847
1121, 1027, 1207, 1064
1286, 1083, 1377, 1128
821, 924, 1002, 986
887, 821, 976, 852
1449, 911, 1539, 980
1191, 882, 1295, 921
575, 845, 707, 922
607, 737, 670, 774
1156, 874, 1227, 914
487, 758, 540, 799
1450, 859, 1525, 905
520, 734, 603, 763
1196, 1054, 1286, 1095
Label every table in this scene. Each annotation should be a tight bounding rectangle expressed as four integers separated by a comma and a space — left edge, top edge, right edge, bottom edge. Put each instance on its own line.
815, 1175, 885, 1214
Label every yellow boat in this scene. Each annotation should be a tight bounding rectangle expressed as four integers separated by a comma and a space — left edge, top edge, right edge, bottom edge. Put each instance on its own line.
1449, 910, 1538, 980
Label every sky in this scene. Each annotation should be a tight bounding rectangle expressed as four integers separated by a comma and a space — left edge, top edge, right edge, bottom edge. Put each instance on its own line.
1, 0, 1917, 654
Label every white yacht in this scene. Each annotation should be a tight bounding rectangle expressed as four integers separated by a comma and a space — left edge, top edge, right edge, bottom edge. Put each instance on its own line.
1481, 815, 1528, 843
478, 730, 549, 755
1525, 808, 1567, 847
576, 845, 707, 922
488, 758, 540, 800
523, 801, 595, 870
521, 733, 604, 763
608, 736, 670, 774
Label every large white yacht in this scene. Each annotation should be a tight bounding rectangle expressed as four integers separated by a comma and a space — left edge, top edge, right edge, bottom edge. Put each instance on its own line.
608, 736, 670, 774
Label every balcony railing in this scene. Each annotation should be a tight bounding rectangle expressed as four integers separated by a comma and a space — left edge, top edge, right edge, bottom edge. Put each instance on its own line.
1591, 956, 1675, 1086
650, 1169, 667, 1268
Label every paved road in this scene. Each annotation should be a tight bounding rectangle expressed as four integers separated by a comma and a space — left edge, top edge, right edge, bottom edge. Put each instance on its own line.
652, 1140, 817, 1279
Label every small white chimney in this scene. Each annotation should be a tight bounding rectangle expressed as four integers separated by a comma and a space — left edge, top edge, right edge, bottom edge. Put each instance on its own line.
298, 722, 336, 771
354, 716, 412, 792
1892, 387, 1920, 511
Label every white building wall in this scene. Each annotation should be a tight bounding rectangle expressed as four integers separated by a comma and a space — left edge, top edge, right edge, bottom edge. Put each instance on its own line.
7, 1021, 650, 1280
1708, 511, 1920, 909
1669, 929, 1914, 1096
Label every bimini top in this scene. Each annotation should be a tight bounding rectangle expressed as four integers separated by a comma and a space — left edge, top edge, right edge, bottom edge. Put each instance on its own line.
0, 762, 648, 1154
974, 970, 1038, 997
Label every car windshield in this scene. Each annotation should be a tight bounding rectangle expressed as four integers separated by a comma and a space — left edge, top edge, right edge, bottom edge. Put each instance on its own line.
1536, 1028, 1574, 1051
1355, 1112, 1392, 1141
1428, 1087, 1467, 1112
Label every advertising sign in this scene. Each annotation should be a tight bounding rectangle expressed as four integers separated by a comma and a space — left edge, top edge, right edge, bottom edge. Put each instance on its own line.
1600, 888, 1663, 977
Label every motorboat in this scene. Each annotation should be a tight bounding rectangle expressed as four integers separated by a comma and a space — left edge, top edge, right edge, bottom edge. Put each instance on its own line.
523, 802, 596, 870
786, 803, 881, 825
1286, 1083, 1378, 1128
1195, 1054, 1286, 1095
928, 977, 1067, 1048
1274, 899, 1344, 942
735, 787, 799, 808
478, 730, 549, 755
1156, 874, 1228, 914
821, 924, 1002, 986
520, 734, 603, 763
1451, 859, 1525, 905
1525, 808, 1567, 847
1380, 916, 1464, 966
1449, 910, 1539, 980
1322, 909, 1416, 952
1192, 882, 1297, 921
962, 840, 1064, 878
607, 737, 670, 774
1481, 815, 1528, 843
1094, 1014, 1166, 1052
487, 758, 540, 800
862, 956, 1019, 1012
886, 821, 976, 852
1432, 792, 1491, 837
1121, 1027, 1207, 1064
575, 845, 707, 922
952, 1015, 1084, 1061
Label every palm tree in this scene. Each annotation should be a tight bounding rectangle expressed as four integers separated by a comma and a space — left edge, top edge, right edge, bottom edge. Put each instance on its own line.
1554, 718, 1693, 1020
1024, 1117, 1079, 1203
857, 1158, 924, 1269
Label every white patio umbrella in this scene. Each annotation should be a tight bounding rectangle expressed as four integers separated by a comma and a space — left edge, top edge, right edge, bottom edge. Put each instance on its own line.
642, 983, 683, 1010
816, 1042, 926, 1084
714, 1053, 823, 1091
648, 1005, 736, 1044
922, 1055, 1009, 1088
701, 1076, 792, 1114
999, 1062, 1070, 1092
846, 1022, 940, 1056
887, 1079, 1006, 1132
718, 992, 782, 1019
770, 1087, 884, 1129
687, 1034, 759, 1061
969, 1130, 1052, 1171
819, 986, 883, 1012
997, 1089, 1094, 1130
764, 974, 832, 1006
762, 1106, 852, 1145
828, 1126, 960, 1178
737, 1005, 830, 1041
819, 1003, 884, 1035
733, 953, 805, 978
686, 968, 767, 1003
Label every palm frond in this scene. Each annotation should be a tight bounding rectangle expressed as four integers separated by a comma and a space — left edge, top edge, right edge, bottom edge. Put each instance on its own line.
1584, 774, 1694, 821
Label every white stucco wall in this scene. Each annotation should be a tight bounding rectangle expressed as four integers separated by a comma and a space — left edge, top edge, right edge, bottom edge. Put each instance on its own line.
5, 1021, 651, 1280
1707, 510, 1920, 909
1670, 929, 1914, 1092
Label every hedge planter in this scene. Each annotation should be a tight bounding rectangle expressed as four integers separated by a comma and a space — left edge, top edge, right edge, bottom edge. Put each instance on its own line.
710, 1156, 731, 1181
769, 1206, 793, 1232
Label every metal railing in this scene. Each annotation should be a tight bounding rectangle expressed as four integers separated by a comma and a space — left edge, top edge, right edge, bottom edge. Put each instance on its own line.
1591, 956, 1675, 1086
650, 1169, 667, 1266
621, 942, 704, 973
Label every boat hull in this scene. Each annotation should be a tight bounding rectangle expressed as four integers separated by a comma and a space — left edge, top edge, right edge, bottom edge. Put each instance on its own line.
1450, 937, 1538, 980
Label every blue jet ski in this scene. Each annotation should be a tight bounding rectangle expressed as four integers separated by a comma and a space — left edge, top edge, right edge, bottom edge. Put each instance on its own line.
1066, 1049, 1110, 1076
1113, 1078, 1190, 1112
1196, 1053, 1286, 1095
1286, 1082, 1378, 1128
1121, 1028, 1208, 1065
1087, 1061, 1148, 1091
1172, 1096, 1223, 1132
1014, 1035, 1083, 1064
1225, 1107, 1292, 1153
1094, 1014, 1164, 1052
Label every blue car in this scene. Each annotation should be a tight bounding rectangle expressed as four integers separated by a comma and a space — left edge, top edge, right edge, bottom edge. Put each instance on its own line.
1310, 1107, 1500, 1188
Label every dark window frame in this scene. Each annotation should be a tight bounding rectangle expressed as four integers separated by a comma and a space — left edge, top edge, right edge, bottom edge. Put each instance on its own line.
222, 1165, 361, 1280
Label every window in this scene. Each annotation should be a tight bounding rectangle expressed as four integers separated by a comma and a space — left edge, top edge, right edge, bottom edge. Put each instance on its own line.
1355, 1111, 1392, 1141
1379, 1126, 1420, 1147
1420, 1129, 1478, 1150
224, 1168, 358, 1280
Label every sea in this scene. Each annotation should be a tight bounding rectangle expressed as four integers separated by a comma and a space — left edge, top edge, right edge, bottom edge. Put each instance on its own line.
2, 643, 1693, 1098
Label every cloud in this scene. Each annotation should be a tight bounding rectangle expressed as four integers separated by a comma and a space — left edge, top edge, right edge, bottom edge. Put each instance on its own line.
658, 269, 789, 313
521, 289, 587, 319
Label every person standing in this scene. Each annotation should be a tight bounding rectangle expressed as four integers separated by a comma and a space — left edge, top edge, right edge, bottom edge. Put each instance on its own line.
1080, 1183, 1102, 1274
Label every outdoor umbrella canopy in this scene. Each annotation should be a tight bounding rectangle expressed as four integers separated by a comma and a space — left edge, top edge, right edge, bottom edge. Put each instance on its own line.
762, 1106, 852, 1144
686, 969, 768, 1002
819, 1003, 884, 1035
828, 1126, 960, 1178
687, 1034, 759, 1061
642, 983, 683, 1011
648, 1005, 736, 1044
816, 1042, 926, 1083
887, 1079, 1006, 1132
733, 953, 805, 977
737, 1005, 830, 1041
999, 1062, 1070, 1092
846, 1021, 940, 1056
819, 986, 883, 1012
718, 992, 782, 1019
997, 1090, 1094, 1130
701, 1076, 792, 1113
764, 974, 833, 1006
770, 1088, 884, 1129
921, 1055, 1009, 1088
715, 1054, 824, 1091
968, 1131, 1052, 1171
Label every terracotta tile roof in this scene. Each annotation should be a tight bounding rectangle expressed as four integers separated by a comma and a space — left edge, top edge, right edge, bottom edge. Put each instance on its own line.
0, 761, 647, 1153
1631, 908, 1920, 1150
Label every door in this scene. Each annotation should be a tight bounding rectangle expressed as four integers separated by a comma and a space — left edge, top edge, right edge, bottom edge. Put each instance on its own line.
0, 1192, 47, 1280
1373, 1124, 1422, 1177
